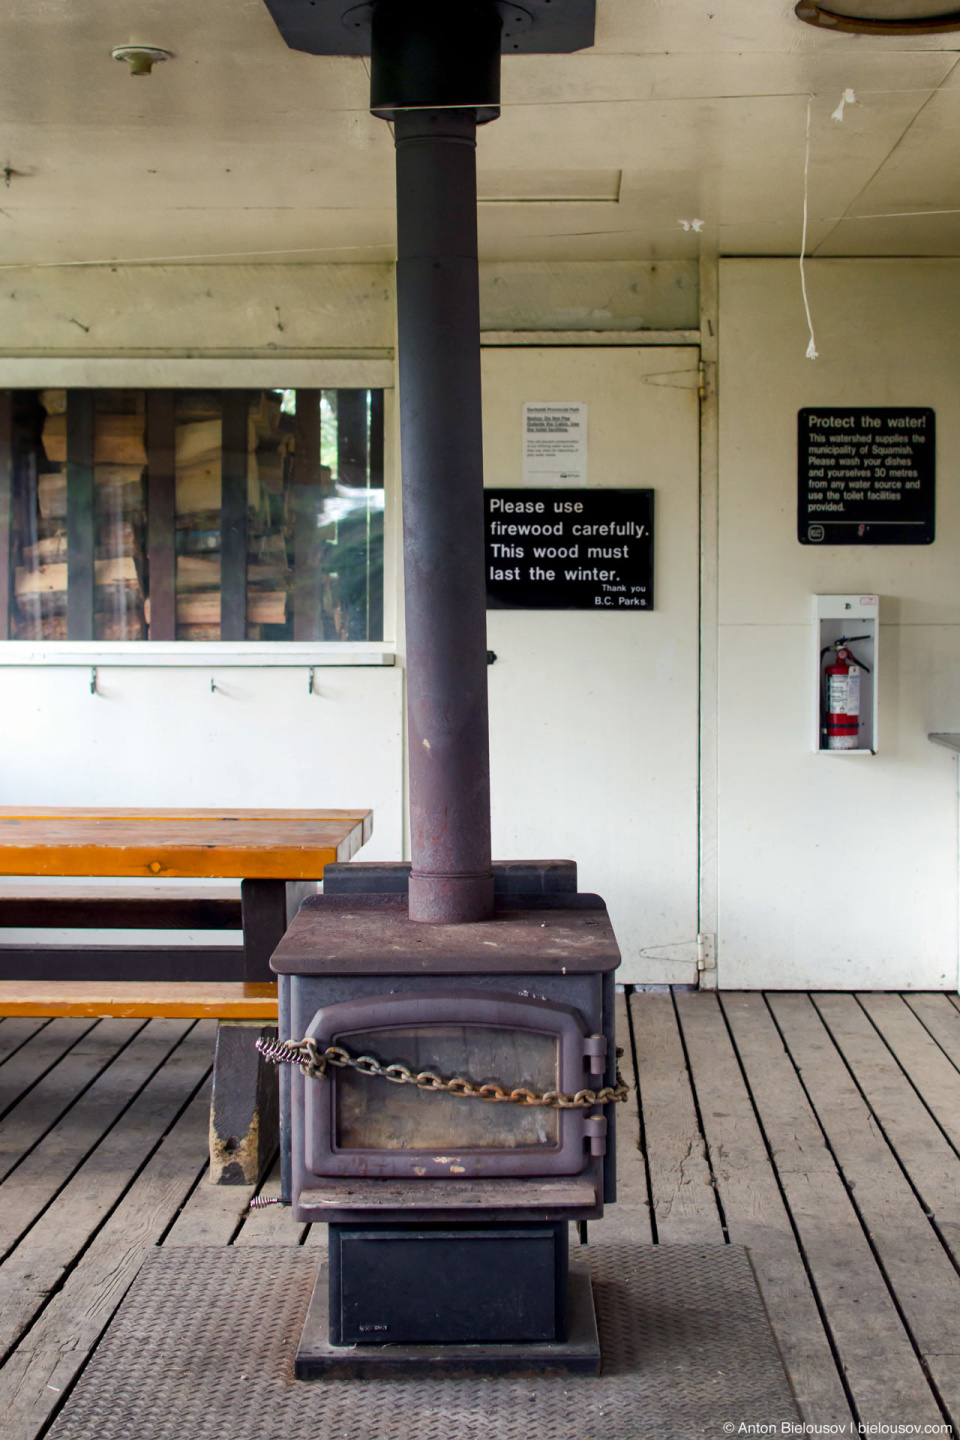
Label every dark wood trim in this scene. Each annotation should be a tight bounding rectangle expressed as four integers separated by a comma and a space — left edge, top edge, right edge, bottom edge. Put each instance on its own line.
146, 391, 177, 640
368, 389, 385, 641
0, 391, 12, 641
66, 390, 95, 641
369, 388, 384, 489
0, 946, 244, 982
292, 389, 323, 642
336, 388, 369, 487
0, 897, 242, 929
241, 878, 288, 982
220, 391, 249, 641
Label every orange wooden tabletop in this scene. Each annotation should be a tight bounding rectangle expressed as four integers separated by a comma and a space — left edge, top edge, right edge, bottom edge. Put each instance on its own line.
0, 806, 373, 880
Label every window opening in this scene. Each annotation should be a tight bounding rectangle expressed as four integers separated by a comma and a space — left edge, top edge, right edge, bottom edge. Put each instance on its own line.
4, 386, 385, 644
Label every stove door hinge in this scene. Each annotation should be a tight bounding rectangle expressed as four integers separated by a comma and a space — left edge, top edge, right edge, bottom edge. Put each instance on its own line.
583, 1033, 607, 1078
584, 1115, 608, 1157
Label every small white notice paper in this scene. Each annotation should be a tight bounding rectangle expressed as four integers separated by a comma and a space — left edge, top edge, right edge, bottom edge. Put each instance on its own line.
523, 402, 587, 487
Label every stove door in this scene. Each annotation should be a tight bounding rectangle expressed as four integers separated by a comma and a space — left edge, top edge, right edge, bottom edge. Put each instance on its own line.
303, 990, 595, 1179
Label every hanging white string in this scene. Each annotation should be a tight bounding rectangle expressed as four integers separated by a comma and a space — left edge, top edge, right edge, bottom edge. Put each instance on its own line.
800, 94, 818, 360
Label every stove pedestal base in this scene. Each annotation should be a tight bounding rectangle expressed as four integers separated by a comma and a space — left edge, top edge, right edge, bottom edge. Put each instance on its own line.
295, 1257, 601, 1379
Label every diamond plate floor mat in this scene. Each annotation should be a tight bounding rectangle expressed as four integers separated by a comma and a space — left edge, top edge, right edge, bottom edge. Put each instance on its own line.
48, 1242, 798, 1440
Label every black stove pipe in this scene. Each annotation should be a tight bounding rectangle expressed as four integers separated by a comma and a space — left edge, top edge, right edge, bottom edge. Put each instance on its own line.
371, 3, 502, 924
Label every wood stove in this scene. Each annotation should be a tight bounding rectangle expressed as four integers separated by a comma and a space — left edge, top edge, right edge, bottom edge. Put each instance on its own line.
256, 0, 607, 1378
263, 861, 621, 1373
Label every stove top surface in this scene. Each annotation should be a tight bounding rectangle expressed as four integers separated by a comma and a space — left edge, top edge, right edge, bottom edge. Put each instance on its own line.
271, 893, 620, 976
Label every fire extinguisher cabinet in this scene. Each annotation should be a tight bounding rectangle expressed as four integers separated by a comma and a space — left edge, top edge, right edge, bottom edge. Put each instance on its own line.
814, 594, 879, 754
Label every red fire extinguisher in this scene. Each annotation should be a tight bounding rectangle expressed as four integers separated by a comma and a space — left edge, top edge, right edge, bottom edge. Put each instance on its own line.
821, 637, 871, 751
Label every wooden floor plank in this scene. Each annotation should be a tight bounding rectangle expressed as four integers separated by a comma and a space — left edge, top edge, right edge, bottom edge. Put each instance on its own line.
0, 1019, 145, 1185
0, 1019, 49, 1068
162, 1168, 254, 1247
905, 993, 960, 1073
601, 992, 653, 1243
0, 1081, 213, 1440
768, 993, 951, 1427
303, 1221, 328, 1248
855, 992, 960, 1210
233, 1159, 307, 1246
0, 1021, 215, 1366
0, 1018, 194, 1261
631, 991, 723, 1243
0, 1019, 99, 1121
3, 987, 957, 1440
903, 993, 960, 1268
807, 993, 960, 1423
678, 993, 852, 1427
726, 993, 940, 1427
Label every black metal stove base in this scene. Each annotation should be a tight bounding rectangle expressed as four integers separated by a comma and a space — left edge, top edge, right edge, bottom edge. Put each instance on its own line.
296, 1257, 600, 1379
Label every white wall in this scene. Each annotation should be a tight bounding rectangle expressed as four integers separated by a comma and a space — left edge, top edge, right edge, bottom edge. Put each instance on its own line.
1, 662, 404, 862
15, 256, 960, 992
0, 261, 700, 925
482, 346, 702, 984
0, 263, 407, 883
717, 259, 960, 990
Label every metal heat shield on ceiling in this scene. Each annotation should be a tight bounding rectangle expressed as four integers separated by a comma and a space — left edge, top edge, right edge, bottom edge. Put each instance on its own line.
260, 0, 597, 56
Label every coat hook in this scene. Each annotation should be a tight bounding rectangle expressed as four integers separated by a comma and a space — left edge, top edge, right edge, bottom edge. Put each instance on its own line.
210, 676, 218, 694
308, 667, 316, 695
90, 666, 98, 695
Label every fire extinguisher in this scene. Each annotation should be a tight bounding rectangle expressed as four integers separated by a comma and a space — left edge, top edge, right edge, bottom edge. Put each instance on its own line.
821, 637, 871, 751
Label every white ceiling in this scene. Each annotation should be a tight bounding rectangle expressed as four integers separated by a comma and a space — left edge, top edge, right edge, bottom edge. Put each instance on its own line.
0, 0, 957, 266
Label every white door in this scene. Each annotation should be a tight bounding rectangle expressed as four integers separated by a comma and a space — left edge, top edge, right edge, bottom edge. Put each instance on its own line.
481, 346, 701, 985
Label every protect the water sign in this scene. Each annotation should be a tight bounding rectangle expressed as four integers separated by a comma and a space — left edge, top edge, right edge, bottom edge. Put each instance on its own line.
798, 407, 935, 545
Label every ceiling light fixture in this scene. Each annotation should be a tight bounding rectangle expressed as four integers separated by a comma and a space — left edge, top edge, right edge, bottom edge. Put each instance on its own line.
796, 0, 960, 31
111, 45, 173, 75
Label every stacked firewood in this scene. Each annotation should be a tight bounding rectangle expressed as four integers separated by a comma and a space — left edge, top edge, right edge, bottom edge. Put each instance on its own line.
172, 391, 293, 640
11, 389, 297, 642
13, 390, 147, 640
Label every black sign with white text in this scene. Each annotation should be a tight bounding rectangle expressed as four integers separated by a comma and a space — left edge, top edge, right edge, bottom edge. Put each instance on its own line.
798, 407, 935, 545
485, 488, 654, 610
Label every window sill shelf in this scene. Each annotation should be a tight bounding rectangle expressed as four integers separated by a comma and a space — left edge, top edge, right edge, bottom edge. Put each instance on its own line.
0, 642, 396, 668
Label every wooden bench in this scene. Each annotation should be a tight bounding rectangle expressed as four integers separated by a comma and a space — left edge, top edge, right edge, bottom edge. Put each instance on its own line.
0, 882, 246, 981
0, 980, 277, 1018
0, 806, 372, 1184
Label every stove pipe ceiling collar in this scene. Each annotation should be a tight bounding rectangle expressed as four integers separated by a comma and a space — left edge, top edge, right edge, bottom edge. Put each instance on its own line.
261, 0, 596, 64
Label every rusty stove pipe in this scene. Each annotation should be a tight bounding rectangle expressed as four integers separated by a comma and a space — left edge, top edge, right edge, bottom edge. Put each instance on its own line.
371, 2, 501, 923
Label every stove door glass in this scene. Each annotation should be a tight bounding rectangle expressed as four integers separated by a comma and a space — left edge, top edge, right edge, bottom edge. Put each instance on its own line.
334, 1024, 560, 1151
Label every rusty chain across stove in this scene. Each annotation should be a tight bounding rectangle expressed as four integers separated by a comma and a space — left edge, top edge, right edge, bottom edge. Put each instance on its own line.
256, 1035, 630, 1110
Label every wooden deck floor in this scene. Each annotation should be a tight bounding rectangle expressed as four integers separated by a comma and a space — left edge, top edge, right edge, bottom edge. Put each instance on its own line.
1, 992, 960, 1436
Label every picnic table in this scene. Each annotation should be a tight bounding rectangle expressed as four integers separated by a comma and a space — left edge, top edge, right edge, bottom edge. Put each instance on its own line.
0, 805, 372, 980
0, 805, 373, 1183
